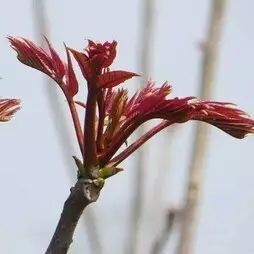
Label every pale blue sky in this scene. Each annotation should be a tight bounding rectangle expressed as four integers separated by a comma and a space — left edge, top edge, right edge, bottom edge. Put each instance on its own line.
0, 1, 254, 253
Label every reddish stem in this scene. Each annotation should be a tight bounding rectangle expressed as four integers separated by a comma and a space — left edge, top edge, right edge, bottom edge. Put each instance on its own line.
83, 87, 98, 170
68, 100, 84, 156
99, 111, 174, 166
96, 91, 105, 153
99, 118, 143, 166
109, 120, 172, 166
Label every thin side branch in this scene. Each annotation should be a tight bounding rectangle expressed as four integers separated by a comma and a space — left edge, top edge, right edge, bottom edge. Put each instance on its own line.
110, 120, 172, 166
68, 100, 84, 156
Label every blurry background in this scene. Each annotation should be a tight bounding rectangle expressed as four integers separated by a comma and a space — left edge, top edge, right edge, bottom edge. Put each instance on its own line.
1, 0, 254, 253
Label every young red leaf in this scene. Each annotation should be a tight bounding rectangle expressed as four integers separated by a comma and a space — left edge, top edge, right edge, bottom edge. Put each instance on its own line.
125, 81, 172, 118
0, 99, 20, 122
44, 36, 65, 82
101, 41, 117, 68
190, 101, 254, 139
65, 44, 79, 97
9, 36, 66, 85
97, 70, 139, 88
8, 36, 52, 76
86, 40, 117, 68
68, 47, 92, 80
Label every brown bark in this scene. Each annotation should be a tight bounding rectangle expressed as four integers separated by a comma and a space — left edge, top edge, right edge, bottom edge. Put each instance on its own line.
45, 179, 102, 254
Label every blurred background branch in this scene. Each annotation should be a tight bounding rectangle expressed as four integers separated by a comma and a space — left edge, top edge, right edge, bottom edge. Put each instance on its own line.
127, 0, 156, 253
151, 209, 177, 254
176, 1, 227, 254
32, 1, 102, 253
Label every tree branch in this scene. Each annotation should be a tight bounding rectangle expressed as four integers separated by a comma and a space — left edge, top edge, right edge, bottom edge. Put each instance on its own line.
45, 179, 102, 254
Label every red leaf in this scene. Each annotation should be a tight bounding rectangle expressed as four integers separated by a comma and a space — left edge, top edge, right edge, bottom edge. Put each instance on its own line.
65, 44, 79, 97
68, 47, 92, 80
101, 40, 117, 68
97, 71, 139, 88
8, 36, 52, 76
86, 40, 117, 68
44, 36, 65, 81
0, 99, 20, 122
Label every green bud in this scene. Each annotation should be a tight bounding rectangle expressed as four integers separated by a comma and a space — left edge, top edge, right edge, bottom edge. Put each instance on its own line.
99, 167, 123, 179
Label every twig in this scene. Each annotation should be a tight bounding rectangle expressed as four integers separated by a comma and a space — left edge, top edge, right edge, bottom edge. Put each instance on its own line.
32, 1, 102, 253
127, 0, 156, 253
176, 1, 227, 254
